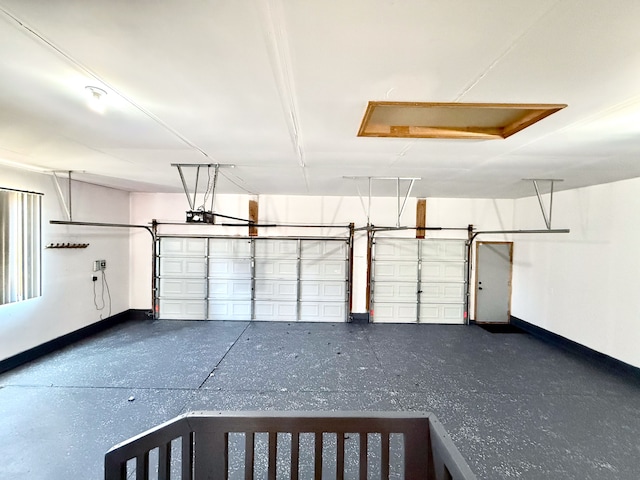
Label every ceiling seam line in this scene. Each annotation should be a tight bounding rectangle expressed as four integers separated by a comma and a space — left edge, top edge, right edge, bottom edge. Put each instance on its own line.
454, 0, 565, 101
388, 141, 416, 167
0, 5, 257, 195
484, 91, 640, 159
257, 0, 307, 179
218, 170, 257, 196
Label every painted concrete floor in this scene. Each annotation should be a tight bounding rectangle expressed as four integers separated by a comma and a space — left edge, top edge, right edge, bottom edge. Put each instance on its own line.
1, 320, 639, 479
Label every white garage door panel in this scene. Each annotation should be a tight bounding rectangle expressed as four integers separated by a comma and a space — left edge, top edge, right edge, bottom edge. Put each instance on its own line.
373, 262, 417, 282
159, 258, 206, 277
255, 260, 297, 279
300, 302, 345, 322
159, 278, 206, 298
371, 238, 467, 324
300, 281, 346, 301
255, 280, 297, 300
373, 282, 417, 302
159, 299, 206, 320
254, 301, 298, 321
300, 260, 346, 280
208, 258, 251, 278
208, 301, 251, 320
421, 241, 466, 261
160, 238, 207, 256
158, 236, 349, 322
208, 279, 251, 299
421, 262, 465, 283
372, 303, 417, 323
254, 239, 297, 257
301, 241, 347, 259
419, 304, 465, 324
209, 238, 251, 258
420, 283, 465, 303
374, 240, 418, 260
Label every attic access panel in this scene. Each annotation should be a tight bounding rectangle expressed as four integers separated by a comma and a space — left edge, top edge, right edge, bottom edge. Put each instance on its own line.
358, 101, 566, 139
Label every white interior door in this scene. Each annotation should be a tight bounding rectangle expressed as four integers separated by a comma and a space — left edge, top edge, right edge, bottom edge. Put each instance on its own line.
475, 242, 513, 324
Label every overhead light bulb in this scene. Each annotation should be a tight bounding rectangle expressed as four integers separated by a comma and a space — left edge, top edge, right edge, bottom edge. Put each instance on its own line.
85, 86, 107, 114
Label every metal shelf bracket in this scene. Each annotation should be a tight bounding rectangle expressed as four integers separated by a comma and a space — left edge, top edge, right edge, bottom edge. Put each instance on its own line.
525, 178, 564, 230
52, 171, 73, 221
344, 176, 420, 227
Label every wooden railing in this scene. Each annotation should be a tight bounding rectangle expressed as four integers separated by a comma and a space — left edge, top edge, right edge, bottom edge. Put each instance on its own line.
105, 411, 476, 479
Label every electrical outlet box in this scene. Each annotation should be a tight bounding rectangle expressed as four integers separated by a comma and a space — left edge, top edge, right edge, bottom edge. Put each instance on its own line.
93, 260, 107, 271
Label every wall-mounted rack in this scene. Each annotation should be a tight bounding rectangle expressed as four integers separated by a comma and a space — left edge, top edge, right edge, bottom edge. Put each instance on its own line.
46, 243, 89, 249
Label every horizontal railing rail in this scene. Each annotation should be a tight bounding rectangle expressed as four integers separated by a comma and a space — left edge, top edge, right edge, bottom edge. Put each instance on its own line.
105, 411, 476, 480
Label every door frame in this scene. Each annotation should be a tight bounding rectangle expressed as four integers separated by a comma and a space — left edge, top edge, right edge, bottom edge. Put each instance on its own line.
474, 241, 513, 324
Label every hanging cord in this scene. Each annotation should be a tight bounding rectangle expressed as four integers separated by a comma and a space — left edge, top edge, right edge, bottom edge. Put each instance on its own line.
197, 166, 215, 211
93, 269, 112, 319
93, 275, 105, 310
101, 269, 112, 319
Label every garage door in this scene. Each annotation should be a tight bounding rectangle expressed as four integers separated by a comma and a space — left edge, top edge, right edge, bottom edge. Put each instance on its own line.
157, 236, 349, 322
371, 238, 467, 324
157, 237, 208, 320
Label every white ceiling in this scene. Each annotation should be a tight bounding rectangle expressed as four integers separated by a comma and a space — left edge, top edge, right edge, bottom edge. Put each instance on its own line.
1, 0, 640, 198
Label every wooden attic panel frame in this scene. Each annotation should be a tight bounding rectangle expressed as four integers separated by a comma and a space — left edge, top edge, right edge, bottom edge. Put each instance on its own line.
369, 124, 503, 139
501, 106, 566, 138
358, 101, 567, 139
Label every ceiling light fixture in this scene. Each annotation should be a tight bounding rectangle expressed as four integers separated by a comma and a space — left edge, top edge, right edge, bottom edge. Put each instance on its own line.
85, 86, 107, 114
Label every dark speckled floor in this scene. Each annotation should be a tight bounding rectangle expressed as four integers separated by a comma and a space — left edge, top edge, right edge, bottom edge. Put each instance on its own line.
1, 320, 639, 479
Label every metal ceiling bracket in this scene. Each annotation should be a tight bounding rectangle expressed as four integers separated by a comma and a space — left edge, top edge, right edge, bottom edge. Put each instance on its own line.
397, 178, 416, 227
208, 166, 219, 212
344, 176, 420, 227
347, 177, 371, 224
172, 163, 231, 212
525, 178, 564, 230
52, 171, 73, 221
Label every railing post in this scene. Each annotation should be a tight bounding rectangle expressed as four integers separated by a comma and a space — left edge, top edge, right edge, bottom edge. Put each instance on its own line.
104, 456, 126, 480
182, 432, 194, 480
194, 431, 227, 479
158, 441, 171, 480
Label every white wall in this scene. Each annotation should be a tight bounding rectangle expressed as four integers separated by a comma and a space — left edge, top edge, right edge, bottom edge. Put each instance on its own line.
0, 165, 130, 362
512, 178, 640, 368
130, 193, 514, 313
4, 167, 636, 368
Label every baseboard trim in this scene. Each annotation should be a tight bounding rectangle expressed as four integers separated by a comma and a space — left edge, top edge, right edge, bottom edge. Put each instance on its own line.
511, 315, 640, 380
0, 309, 152, 374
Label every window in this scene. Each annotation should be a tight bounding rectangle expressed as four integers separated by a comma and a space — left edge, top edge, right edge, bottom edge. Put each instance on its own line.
0, 187, 42, 305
